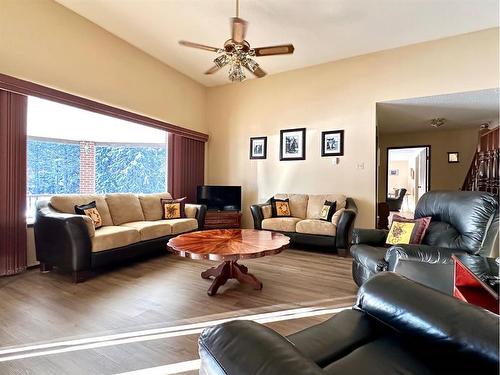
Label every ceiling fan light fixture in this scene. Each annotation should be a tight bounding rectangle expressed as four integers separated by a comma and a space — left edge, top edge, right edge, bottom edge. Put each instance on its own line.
243, 58, 259, 72
228, 63, 246, 82
214, 54, 230, 68
430, 118, 446, 128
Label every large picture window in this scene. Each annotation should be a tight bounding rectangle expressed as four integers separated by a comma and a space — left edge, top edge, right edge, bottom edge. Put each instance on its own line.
27, 97, 168, 219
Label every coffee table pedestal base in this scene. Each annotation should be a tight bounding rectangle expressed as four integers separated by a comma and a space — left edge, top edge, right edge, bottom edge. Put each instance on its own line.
201, 261, 263, 296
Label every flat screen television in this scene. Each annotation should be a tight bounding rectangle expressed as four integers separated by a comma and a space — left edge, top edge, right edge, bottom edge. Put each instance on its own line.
197, 185, 241, 211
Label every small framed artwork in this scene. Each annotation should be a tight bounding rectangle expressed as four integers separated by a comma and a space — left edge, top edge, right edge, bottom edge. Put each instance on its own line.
321, 130, 344, 157
280, 128, 306, 161
389, 169, 399, 176
250, 137, 267, 159
448, 152, 459, 163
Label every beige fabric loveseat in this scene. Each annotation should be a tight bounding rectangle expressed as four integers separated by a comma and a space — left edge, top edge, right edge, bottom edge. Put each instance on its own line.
34, 192, 206, 282
250, 194, 357, 256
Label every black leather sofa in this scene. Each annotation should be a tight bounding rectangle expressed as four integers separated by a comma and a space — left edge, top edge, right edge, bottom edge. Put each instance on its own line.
35, 194, 206, 282
386, 188, 407, 211
250, 194, 357, 256
198, 272, 499, 374
351, 191, 499, 291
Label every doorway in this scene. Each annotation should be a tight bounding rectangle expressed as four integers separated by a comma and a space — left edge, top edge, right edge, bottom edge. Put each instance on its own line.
386, 146, 430, 214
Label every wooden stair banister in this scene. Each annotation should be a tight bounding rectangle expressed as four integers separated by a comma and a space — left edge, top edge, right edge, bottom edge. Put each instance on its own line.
462, 127, 499, 194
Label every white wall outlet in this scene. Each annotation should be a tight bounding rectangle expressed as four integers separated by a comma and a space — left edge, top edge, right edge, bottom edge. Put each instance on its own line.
332, 157, 340, 166
357, 162, 365, 170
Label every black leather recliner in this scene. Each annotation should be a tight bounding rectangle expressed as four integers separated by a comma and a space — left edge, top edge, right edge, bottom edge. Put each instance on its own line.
198, 272, 499, 375
351, 191, 499, 292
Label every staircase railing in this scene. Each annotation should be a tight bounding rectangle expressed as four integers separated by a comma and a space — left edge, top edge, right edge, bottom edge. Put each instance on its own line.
462, 127, 499, 195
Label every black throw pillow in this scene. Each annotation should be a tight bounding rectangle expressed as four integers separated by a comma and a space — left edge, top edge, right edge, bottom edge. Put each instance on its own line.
270, 197, 291, 217
319, 200, 336, 222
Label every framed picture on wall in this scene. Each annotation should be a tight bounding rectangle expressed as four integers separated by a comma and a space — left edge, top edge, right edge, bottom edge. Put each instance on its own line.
448, 152, 459, 163
389, 169, 399, 176
250, 137, 267, 159
321, 130, 344, 157
280, 128, 306, 161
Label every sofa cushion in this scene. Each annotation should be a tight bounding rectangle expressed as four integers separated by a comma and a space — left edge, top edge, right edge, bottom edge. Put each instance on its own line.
296, 219, 337, 236
262, 217, 301, 232
167, 218, 199, 234
138, 192, 173, 221
106, 193, 145, 225
50, 194, 113, 226
185, 204, 198, 218
274, 194, 308, 219
91, 226, 140, 252
307, 194, 347, 219
121, 221, 172, 241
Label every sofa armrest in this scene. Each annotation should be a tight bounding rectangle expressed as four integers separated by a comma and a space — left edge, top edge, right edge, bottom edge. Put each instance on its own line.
352, 228, 388, 246
385, 244, 468, 271
185, 203, 207, 230
199, 320, 323, 375
250, 203, 269, 230
34, 200, 92, 272
357, 272, 499, 371
335, 209, 357, 250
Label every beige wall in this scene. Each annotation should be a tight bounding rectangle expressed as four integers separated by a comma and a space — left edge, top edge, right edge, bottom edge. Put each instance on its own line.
378, 127, 479, 202
0, 0, 207, 133
206, 28, 499, 228
387, 160, 410, 194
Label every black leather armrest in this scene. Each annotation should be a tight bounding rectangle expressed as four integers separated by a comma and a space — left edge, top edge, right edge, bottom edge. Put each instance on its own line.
336, 209, 357, 250
186, 203, 207, 230
250, 202, 269, 230
352, 228, 388, 246
385, 244, 467, 270
34, 200, 92, 272
199, 320, 323, 375
357, 272, 499, 372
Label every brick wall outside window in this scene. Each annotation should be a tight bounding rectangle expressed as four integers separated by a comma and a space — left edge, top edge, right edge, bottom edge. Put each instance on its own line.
79, 141, 95, 194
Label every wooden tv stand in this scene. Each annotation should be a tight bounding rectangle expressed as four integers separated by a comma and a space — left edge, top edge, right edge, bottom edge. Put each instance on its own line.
204, 210, 242, 230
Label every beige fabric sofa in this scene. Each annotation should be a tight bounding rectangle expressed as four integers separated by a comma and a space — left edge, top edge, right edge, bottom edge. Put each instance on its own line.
34, 192, 206, 282
250, 193, 358, 256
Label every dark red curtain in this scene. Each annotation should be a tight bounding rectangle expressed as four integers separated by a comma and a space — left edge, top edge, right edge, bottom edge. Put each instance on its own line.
168, 133, 205, 203
0, 90, 27, 276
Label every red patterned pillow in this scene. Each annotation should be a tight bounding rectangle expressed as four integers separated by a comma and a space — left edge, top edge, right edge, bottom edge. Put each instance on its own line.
390, 215, 432, 244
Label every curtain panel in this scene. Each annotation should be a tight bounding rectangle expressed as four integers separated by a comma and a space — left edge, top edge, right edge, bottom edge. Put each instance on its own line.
168, 134, 205, 203
0, 90, 27, 275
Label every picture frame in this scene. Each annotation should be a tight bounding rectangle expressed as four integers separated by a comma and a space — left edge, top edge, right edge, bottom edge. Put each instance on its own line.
249, 136, 267, 159
321, 130, 344, 157
389, 169, 399, 176
448, 152, 459, 163
280, 128, 306, 161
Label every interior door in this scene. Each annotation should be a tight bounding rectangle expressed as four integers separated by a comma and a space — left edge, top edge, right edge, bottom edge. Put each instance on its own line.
417, 148, 429, 201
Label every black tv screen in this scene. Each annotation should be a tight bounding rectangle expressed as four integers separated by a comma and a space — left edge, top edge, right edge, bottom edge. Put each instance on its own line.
197, 185, 241, 211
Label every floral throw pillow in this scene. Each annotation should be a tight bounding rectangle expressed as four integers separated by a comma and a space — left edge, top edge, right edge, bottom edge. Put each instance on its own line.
161, 197, 187, 219
271, 198, 291, 217
386, 215, 432, 245
74, 201, 103, 229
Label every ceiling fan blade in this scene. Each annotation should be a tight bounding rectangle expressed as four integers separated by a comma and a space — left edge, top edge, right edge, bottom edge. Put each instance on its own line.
231, 17, 248, 43
253, 44, 295, 57
243, 60, 267, 78
204, 65, 221, 75
178, 40, 219, 52
252, 66, 267, 78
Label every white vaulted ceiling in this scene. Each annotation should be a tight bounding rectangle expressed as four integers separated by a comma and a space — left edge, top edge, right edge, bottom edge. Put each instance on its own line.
56, 0, 499, 87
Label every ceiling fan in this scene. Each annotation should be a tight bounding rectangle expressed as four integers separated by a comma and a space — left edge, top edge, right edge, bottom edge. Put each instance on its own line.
178, 0, 294, 82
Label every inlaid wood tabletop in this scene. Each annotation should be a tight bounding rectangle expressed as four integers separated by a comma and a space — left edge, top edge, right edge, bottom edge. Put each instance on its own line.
167, 229, 290, 261
167, 229, 290, 295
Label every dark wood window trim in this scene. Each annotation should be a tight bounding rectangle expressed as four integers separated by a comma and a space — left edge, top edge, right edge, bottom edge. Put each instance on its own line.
0, 73, 208, 142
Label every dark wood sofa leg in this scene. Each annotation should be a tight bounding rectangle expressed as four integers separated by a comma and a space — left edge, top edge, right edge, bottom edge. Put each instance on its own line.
39, 263, 53, 273
72, 270, 91, 283
337, 248, 349, 257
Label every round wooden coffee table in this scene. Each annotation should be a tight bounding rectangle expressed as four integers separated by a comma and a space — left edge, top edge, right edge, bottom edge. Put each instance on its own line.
167, 229, 290, 296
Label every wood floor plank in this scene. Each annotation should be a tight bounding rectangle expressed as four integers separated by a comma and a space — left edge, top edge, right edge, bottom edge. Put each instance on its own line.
0, 248, 357, 374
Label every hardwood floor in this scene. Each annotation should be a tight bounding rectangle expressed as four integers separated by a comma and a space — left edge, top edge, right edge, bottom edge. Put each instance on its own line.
0, 248, 357, 374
